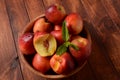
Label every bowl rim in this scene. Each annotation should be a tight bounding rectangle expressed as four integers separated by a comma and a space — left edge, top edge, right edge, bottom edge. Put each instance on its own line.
18, 14, 92, 79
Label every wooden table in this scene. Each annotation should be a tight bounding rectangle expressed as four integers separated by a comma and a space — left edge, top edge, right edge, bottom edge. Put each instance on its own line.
0, 0, 120, 80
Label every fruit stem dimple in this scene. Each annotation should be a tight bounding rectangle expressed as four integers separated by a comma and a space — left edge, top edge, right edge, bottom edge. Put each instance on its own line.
58, 6, 61, 10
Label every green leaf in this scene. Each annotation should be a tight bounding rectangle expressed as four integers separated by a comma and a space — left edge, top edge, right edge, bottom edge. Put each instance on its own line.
62, 21, 69, 42
56, 21, 78, 56
64, 41, 71, 47
56, 44, 67, 56
69, 43, 79, 50
56, 41, 79, 56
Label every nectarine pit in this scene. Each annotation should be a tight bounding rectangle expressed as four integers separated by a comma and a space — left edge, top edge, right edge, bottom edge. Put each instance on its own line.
43, 40, 49, 50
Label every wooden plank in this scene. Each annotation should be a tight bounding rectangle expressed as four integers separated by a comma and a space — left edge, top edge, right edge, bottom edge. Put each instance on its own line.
24, 0, 45, 20
61, 0, 88, 20
15, 0, 46, 80
101, 0, 120, 76
5, 0, 29, 40
110, 0, 120, 19
81, 0, 120, 80
3, 0, 120, 80
43, 0, 96, 80
3, 0, 38, 80
0, 0, 23, 80
43, 0, 62, 8
101, 0, 120, 31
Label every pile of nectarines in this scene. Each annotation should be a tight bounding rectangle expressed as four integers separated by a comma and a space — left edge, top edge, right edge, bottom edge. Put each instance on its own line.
18, 4, 91, 75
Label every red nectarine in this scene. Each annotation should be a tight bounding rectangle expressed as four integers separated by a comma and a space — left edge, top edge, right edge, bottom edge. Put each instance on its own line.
65, 13, 83, 34
51, 30, 64, 45
50, 52, 75, 74
18, 33, 36, 55
33, 18, 52, 33
69, 36, 91, 64
45, 4, 66, 24
32, 53, 51, 73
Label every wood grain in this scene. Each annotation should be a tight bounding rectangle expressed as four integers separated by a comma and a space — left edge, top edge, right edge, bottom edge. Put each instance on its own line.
43, 0, 62, 8
0, 0, 120, 80
24, 0, 45, 20
0, 0, 23, 80
4, 0, 30, 80
101, 0, 120, 31
101, 0, 120, 76
81, 0, 120, 80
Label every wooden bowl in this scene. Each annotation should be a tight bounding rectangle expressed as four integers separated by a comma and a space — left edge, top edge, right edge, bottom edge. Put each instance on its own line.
19, 14, 92, 79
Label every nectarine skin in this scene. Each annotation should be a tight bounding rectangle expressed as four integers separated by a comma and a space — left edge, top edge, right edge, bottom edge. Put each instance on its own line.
50, 52, 75, 74
65, 13, 83, 34
18, 33, 36, 55
33, 18, 52, 33
45, 4, 66, 24
54, 25, 62, 30
50, 30, 64, 45
32, 53, 51, 73
69, 37, 91, 64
